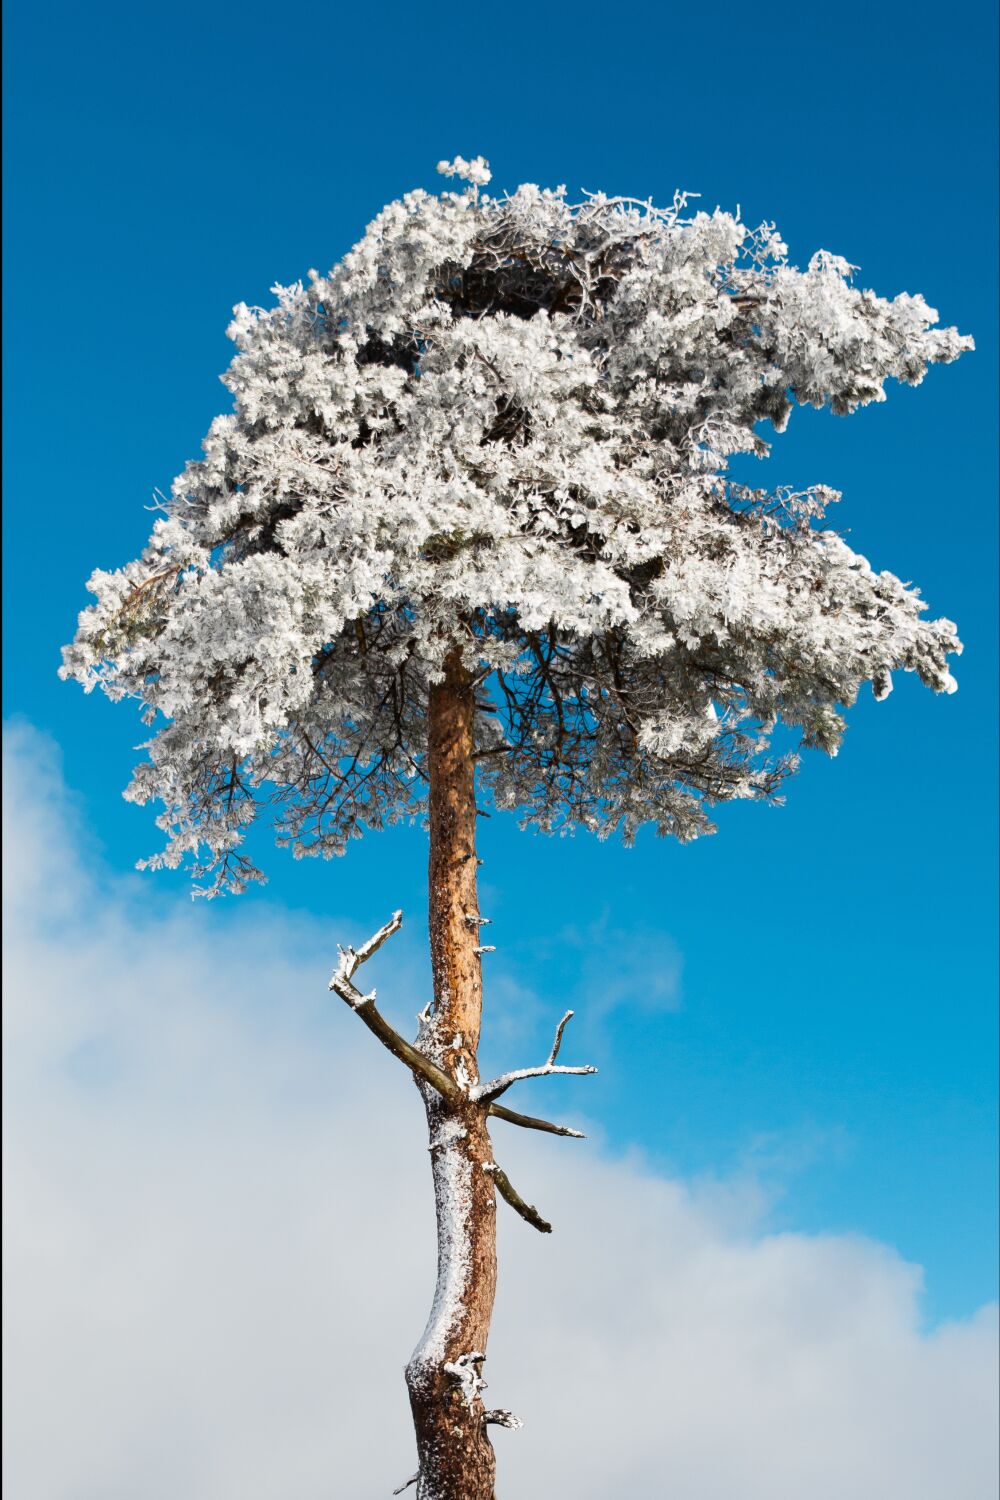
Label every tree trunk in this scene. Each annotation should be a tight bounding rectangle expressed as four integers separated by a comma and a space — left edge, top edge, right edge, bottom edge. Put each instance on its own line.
405, 650, 499, 1500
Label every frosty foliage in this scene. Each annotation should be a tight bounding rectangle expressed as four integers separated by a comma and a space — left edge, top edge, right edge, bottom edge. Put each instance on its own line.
61, 157, 971, 894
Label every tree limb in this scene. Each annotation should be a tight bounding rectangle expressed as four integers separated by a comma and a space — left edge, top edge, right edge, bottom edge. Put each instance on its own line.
484, 1163, 552, 1234
486, 1101, 585, 1138
329, 911, 460, 1103
471, 1010, 596, 1103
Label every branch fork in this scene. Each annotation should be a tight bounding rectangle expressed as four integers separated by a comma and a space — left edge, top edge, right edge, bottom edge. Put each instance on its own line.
330, 909, 404, 1008
329, 916, 590, 1145
471, 1010, 597, 1104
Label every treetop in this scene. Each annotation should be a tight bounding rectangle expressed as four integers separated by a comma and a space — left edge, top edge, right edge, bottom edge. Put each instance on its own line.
61, 156, 971, 893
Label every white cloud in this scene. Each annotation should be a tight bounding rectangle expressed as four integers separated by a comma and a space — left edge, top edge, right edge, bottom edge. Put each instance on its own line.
3, 723, 997, 1500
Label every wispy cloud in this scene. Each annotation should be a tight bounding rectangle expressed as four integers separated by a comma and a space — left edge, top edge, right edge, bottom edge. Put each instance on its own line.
3, 723, 997, 1500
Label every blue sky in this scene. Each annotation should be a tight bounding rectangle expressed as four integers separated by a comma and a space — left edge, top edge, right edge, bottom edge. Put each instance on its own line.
4, 0, 997, 1331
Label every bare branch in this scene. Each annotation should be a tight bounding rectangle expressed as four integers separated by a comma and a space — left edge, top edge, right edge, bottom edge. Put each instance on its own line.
329, 912, 459, 1103
392, 1474, 418, 1495
351, 999, 460, 1101
485, 1162, 552, 1234
486, 1101, 585, 1138
471, 1011, 596, 1103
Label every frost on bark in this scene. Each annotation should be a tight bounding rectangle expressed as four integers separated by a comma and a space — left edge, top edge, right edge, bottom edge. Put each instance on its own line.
61, 154, 970, 1498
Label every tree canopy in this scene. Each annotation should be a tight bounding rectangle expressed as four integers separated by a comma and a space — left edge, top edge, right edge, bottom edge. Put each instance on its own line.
61, 156, 971, 893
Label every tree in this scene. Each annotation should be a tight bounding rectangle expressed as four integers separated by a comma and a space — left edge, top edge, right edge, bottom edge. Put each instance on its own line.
61, 154, 971, 1499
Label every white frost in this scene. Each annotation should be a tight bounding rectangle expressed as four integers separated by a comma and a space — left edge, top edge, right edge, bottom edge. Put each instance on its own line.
436, 155, 492, 186
406, 1110, 473, 1386
442, 1350, 487, 1408
60, 162, 970, 895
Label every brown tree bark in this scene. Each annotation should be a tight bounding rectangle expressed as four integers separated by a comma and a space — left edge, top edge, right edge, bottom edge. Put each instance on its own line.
329, 651, 591, 1496
404, 649, 500, 1500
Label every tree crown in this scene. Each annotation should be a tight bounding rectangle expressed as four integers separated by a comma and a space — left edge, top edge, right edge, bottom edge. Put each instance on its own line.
61, 156, 971, 893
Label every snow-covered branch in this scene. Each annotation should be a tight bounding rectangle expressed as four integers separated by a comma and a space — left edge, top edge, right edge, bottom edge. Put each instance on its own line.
471, 1011, 596, 1103
546, 1008, 574, 1065
328, 911, 459, 1103
483, 1409, 523, 1431
330, 908, 404, 1002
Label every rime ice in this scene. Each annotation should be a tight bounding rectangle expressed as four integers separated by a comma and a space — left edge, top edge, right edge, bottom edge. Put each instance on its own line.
61, 163, 970, 895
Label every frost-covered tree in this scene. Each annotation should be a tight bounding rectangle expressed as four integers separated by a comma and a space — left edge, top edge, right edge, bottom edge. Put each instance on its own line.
62, 155, 970, 1499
